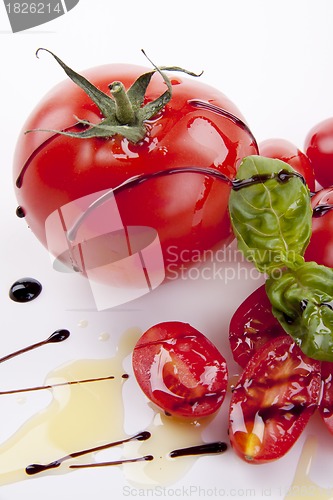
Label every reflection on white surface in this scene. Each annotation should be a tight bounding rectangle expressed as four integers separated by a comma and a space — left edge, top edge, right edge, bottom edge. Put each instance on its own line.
45, 189, 165, 309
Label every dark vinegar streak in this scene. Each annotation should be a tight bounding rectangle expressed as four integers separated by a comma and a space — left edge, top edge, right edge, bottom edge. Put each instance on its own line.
15, 122, 85, 189
232, 169, 306, 191
312, 204, 333, 217
188, 99, 258, 150
169, 441, 227, 458
26, 431, 151, 475
67, 166, 232, 242
0, 329, 70, 364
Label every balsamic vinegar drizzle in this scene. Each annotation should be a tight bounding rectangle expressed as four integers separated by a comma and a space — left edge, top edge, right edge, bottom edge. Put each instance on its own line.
25, 431, 152, 475
66, 167, 305, 243
15, 122, 85, 189
188, 99, 258, 150
232, 169, 306, 191
9, 277, 42, 303
66, 166, 232, 242
0, 329, 70, 364
313, 203, 333, 217
169, 441, 227, 458
15, 206, 25, 218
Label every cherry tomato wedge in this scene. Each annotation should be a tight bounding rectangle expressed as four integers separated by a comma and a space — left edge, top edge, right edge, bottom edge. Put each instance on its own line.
318, 361, 333, 434
229, 335, 321, 463
259, 138, 315, 191
304, 117, 333, 188
304, 186, 333, 268
132, 321, 228, 418
229, 284, 286, 368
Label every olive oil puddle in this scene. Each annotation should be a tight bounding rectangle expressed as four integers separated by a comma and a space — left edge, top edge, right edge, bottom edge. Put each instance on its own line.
0, 328, 226, 487
286, 435, 333, 499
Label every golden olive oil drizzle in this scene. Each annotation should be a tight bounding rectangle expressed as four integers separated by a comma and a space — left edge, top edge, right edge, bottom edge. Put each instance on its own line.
286, 436, 333, 499
0, 327, 225, 488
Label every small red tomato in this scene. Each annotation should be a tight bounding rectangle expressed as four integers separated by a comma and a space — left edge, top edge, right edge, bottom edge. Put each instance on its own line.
229, 284, 286, 368
304, 117, 333, 188
259, 138, 315, 191
132, 322, 228, 418
229, 335, 321, 463
304, 186, 333, 267
319, 361, 333, 434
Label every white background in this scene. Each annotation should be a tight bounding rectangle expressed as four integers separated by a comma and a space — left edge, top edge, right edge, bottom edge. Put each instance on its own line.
1, 1, 333, 499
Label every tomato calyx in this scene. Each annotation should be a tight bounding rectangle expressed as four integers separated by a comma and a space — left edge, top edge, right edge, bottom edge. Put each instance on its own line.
26, 48, 202, 144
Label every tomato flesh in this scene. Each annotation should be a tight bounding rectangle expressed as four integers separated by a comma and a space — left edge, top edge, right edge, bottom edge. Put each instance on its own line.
229, 335, 321, 463
132, 322, 228, 418
319, 361, 333, 434
229, 284, 286, 368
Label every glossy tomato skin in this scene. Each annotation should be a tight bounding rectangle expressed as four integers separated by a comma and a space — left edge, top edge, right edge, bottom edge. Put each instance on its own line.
304, 118, 333, 188
259, 138, 315, 191
304, 187, 333, 267
229, 335, 321, 464
132, 321, 228, 418
13, 64, 258, 280
229, 284, 287, 368
319, 361, 333, 434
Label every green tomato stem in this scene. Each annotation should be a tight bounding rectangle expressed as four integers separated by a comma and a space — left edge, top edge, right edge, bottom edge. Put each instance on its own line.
109, 81, 135, 125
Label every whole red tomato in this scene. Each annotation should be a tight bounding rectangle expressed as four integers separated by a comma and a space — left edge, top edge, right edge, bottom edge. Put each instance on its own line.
259, 138, 315, 191
13, 50, 257, 285
304, 186, 333, 267
304, 117, 333, 188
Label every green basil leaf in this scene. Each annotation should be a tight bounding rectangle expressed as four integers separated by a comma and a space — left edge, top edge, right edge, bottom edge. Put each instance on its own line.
228, 155, 312, 273
266, 261, 333, 361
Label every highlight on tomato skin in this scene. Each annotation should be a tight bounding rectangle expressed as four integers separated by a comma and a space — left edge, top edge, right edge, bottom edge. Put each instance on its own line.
229, 284, 287, 369
319, 361, 333, 434
228, 335, 321, 464
132, 321, 228, 418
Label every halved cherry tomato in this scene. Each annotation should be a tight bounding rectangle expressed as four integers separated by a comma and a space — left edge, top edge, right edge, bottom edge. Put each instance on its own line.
304, 186, 333, 268
304, 117, 333, 188
229, 335, 321, 463
132, 321, 228, 418
319, 361, 333, 434
259, 138, 315, 191
229, 284, 286, 368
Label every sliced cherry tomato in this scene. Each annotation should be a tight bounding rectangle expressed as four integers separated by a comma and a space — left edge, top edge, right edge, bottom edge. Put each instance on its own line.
13, 53, 258, 284
229, 284, 287, 368
229, 335, 321, 463
304, 186, 333, 267
259, 138, 315, 191
304, 117, 333, 188
132, 321, 228, 418
318, 361, 333, 434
